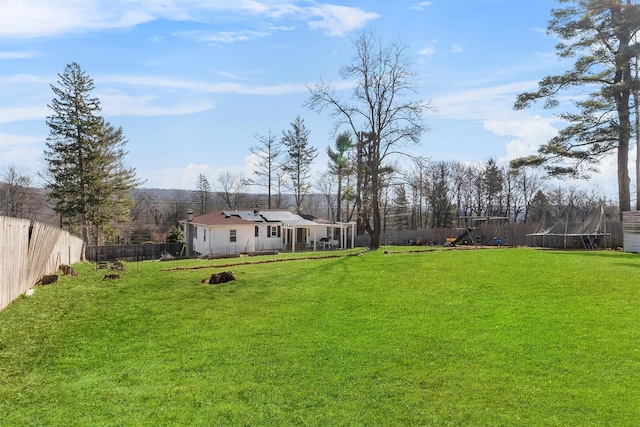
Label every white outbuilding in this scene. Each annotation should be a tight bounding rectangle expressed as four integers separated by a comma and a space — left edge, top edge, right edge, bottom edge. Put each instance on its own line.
623, 210, 640, 253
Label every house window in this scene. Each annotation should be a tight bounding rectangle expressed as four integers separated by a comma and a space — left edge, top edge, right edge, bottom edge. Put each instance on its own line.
194, 226, 197, 239
230, 229, 237, 242
203, 229, 206, 242
255, 226, 259, 237
271, 226, 278, 237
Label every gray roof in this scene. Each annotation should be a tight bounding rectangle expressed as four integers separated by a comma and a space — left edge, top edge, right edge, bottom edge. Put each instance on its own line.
259, 210, 301, 222
223, 210, 264, 222
221, 210, 321, 226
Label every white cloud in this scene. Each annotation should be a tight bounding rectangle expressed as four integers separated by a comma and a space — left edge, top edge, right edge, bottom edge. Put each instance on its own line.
98, 74, 308, 96
419, 44, 436, 56
450, 43, 463, 54
0, 133, 45, 179
0, 50, 40, 59
0, 106, 49, 124
581, 154, 625, 199
0, 133, 43, 148
98, 91, 215, 117
486, 117, 558, 162
243, 152, 261, 177
307, 4, 379, 36
139, 163, 212, 190
175, 29, 273, 44
1, 0, 378, 40
0, 71, 316, 125
140, 161, 255, 189
0, 1, 156, 39
410, 2, 432, 11
0, 141, 44, 177
0, 73, 50, 85
429, 80, 542, 121
428, 81, 568, 178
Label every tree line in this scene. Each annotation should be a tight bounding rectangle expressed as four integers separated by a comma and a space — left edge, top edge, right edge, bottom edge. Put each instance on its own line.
0, 164, 617, 244
1, 1, 638, 249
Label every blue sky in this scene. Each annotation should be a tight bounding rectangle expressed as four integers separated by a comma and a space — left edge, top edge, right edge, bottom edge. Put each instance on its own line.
0, 0, 628, 197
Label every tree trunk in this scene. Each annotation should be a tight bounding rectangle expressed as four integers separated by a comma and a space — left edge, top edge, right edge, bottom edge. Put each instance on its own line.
368, 137, 382, 250
356, 132, 365, 235
612, 3, 632, 217
617, 133, 631, 214
634, 81, 639, 210
336, 171, 342, 222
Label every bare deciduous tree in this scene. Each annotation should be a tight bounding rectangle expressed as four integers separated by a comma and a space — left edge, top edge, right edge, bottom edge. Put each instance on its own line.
217, 171, 252, 210
250, 129, 282, 209
307, 29, 432, 249
0, 165, 37, 219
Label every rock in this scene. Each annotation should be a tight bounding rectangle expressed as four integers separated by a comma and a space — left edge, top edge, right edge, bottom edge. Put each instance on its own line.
208, 271, 236, 284
111, 261, 126, 271
39, 274, 58, 285
59, 264, 78, 277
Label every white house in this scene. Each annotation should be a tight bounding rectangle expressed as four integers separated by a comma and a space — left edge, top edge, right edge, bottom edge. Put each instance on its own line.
182, 209, 356, 256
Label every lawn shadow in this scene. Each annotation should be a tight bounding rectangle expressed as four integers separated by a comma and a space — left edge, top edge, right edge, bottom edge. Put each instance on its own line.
540, 249, 637, 259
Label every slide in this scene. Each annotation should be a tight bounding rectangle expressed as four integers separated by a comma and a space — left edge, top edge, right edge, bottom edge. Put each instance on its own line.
451, 229, 473, 246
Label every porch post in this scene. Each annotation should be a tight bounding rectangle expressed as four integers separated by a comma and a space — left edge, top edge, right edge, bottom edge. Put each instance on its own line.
292, 227, 296, 252
351, 222, 355, 248
313, 227, 317, 251
284, 225, 289, 250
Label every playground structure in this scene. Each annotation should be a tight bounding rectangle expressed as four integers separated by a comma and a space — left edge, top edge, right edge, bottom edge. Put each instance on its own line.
527, 206, 610, 249
446, 216, 510, 247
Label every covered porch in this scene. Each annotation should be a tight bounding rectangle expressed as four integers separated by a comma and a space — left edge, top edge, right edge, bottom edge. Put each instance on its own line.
282, 220, 357, 252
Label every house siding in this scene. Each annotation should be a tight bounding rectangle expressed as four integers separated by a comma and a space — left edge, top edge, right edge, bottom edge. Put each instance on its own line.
185, 210, 351, 256
255, 224, 283, 251
193, 225, 252, 255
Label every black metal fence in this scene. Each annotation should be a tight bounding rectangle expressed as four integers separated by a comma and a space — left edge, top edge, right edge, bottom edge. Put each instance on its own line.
85, 243, 184, 262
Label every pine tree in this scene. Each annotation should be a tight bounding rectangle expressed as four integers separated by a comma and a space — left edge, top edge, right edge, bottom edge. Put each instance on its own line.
194, 174, 212, 215
513, 0, 640, 214
44, 62, 140, 244
281, 116, 318, 212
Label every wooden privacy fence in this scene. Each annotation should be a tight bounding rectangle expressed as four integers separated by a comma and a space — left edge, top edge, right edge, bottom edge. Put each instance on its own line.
0, 216, 85, 311
355, 222, 623, 249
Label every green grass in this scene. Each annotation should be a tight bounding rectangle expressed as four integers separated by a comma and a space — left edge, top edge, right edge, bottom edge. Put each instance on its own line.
1, 248, 639, 426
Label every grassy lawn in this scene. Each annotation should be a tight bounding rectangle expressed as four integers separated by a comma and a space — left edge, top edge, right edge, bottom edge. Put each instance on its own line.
1, 248, 639, 426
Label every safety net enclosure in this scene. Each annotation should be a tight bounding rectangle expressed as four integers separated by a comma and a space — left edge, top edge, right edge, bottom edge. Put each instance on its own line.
528, 206, 610, 249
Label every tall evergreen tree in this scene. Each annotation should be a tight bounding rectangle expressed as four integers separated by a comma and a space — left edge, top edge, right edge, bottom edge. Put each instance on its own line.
482, 159, 505, 216
327, 131, 354, 222
194, 174, 212, 215
513, 0, 640, 214
427, 161, 455, 228
281, 116, 318, 212
43, 62, 140, 244
89, 121, 139, 244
